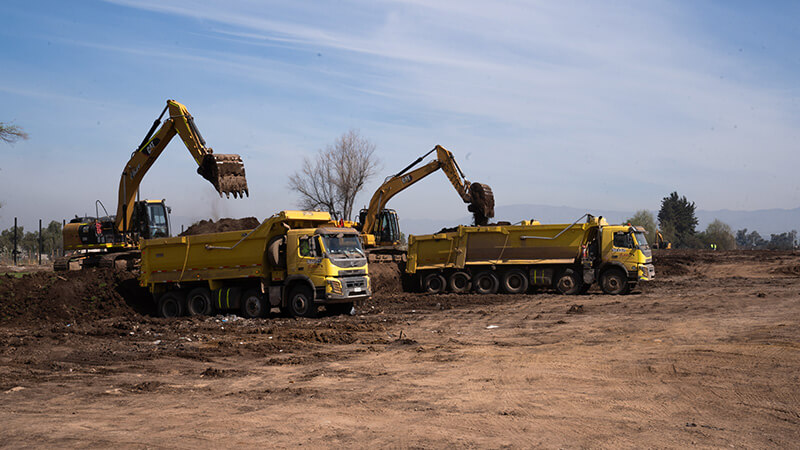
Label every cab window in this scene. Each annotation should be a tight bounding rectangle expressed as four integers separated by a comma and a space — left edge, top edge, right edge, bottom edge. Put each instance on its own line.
613, 231, 634, 249
298, 236, 320, 257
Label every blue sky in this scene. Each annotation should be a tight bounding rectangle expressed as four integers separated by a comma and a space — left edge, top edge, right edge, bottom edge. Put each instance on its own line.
1, 0, 798, 232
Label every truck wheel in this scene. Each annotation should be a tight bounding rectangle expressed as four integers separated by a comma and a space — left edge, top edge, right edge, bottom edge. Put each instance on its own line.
501, 270, 529, 294
448, 271, 471, 294
288, 286, 318, 318
240, 289, 266, 318
555, 269, 583, 295
473, 271, 499, 295
186, 287, 213, 316
158, 291, 184, 318
600, 268, 630, 295
423, 273, 447, 294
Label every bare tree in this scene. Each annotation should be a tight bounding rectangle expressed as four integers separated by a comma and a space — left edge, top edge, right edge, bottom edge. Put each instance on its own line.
288, 129, 380, 221
0, 122, 29, 144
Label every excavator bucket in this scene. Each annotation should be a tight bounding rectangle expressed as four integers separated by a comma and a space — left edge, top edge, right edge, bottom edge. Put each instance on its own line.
197, 153, 249, 198
467, 182, 495, 226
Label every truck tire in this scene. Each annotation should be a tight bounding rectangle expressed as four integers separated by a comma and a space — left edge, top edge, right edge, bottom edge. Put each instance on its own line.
501, 269, 529, 294
423, 273, 447, 294
186, 287, 213, 316
288, 286, 318, 318
448, 271, 471, 294
600, 268, 630, 295
473, 271, 499, 295
554, 268, 583, 295
240, 289, 266, 318
158, 291, 184, 318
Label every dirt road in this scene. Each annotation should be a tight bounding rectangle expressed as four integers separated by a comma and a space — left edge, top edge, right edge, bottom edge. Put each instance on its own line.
1, 250, 799, 447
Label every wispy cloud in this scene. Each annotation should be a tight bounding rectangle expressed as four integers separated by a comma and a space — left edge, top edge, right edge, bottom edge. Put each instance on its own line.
1, 0, 797, 232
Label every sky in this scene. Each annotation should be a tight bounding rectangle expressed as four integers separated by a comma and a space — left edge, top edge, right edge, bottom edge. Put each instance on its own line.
1, 0, 798, 233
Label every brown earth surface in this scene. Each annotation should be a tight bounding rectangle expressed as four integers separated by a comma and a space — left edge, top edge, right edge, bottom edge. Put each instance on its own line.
179, 217, 261, 236
1, 249, 799, 447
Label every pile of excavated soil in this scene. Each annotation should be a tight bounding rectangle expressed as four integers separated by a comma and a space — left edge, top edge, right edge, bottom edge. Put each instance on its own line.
0, 269, 150, 326
651, 251, 691, 277
180, 217, 261, 236
368, 262, 405, 294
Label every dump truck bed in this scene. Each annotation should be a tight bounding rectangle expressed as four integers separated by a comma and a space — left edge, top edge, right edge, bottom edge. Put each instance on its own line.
407, 222, 593, 273
140, 210, 337, 288
140, 227, 267, 285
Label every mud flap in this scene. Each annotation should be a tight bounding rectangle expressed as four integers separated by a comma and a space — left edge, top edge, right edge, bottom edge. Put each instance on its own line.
583, 269, 595, 285
268, 286, 282, 306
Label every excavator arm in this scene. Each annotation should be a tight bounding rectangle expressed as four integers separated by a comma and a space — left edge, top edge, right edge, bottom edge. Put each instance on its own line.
114, 100, 248, 233
360, 145, 494, 239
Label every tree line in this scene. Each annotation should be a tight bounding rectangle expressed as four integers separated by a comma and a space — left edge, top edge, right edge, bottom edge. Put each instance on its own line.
0, 221, 64, 264
627, 192, 798, 250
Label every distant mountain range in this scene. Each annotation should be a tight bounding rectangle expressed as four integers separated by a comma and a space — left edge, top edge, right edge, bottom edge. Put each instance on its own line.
400, 204, 800, 237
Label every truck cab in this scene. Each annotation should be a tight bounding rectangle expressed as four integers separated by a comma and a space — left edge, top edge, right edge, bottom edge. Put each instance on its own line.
286, 227, 370, 314
599, 225, 655, 289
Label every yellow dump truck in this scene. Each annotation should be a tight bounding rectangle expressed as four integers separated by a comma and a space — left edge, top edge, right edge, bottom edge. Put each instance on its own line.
140, 210, 371, 318
406, 214, 654, 295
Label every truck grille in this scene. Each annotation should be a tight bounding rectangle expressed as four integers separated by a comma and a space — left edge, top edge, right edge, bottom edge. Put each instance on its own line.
345, 278, 367, 289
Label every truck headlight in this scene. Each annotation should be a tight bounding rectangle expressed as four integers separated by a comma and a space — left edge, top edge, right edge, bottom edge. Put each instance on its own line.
328, 279, 342, 294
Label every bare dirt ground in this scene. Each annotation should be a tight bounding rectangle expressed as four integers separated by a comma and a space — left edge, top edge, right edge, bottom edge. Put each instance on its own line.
1, 250, 799, 448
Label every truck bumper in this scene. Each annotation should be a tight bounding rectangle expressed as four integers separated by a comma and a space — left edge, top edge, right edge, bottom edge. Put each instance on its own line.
318, 276, 371, 303
324, 291, 372, 303
638, 264, 655, 281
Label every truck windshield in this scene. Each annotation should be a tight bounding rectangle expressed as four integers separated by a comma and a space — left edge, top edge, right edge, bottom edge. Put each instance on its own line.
633, 231, 650, 250
321, 234, 365, 257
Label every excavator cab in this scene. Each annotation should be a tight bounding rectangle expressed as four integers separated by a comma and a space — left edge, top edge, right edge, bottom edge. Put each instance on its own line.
132, 200, 171, 239
359, 208, 401, 246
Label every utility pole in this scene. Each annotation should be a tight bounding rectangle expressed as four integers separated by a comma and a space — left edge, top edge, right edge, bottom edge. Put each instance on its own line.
38, 219, 43, 265
13, 217, 18, 266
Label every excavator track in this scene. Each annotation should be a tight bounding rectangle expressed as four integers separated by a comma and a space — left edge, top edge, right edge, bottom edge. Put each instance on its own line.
53, 251, 140, 271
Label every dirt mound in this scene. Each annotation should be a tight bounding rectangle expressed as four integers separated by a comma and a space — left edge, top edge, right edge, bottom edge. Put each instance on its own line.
369, 262, 405, 294
773, 264, 800, 276
652, 253, 691, 277
0, 269, 150, 326
180, 217, 261, 236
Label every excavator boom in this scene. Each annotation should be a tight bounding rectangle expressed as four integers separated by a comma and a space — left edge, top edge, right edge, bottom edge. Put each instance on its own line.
360, 145, 494, 246
115, 100, 248, 232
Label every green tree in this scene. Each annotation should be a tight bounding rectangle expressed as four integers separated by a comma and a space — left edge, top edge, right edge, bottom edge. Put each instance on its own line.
735, 229, 767, 249
625, 210, 657, 245
658, 192, 698, 248
701, 219, 736, 250
767, 230, 798, 250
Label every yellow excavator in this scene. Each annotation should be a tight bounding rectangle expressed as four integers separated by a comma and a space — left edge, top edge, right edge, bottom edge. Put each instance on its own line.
355, 145, 494, 255
55, 99, 248, 270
